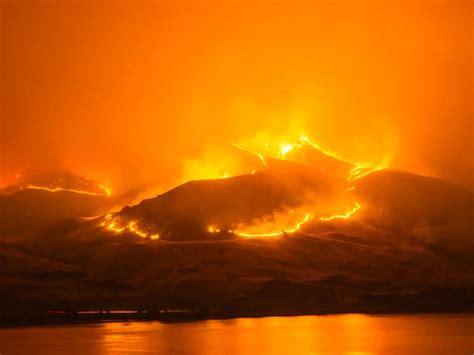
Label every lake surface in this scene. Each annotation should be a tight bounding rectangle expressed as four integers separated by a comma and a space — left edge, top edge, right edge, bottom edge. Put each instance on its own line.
0, 313, 472, 354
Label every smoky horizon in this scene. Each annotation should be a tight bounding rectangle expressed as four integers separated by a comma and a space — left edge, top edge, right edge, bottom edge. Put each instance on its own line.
1, 0, 472, 194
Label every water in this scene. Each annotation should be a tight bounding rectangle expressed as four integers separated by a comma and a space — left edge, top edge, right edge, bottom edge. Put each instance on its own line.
0, 314, 472, 354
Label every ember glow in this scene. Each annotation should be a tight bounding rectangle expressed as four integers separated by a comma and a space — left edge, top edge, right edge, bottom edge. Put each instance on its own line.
231, 212, 313, 238
206, 200, 363, 239
231, 134, 388, 181
23, 184, 112, 197
207, 225, 221, 233
206, 201, 363, 239
299, 135, 387, 182
208, 213, 313, 238
101, 214, 160, 240
231, 142, 267, 166
278, 143, 296, 159
319, 202, 361, 222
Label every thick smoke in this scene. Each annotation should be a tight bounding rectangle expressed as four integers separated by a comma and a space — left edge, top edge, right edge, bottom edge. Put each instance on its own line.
1, 1, 472, 192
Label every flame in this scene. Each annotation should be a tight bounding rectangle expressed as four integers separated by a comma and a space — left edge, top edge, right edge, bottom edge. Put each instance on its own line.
234, 213, 313, 238
207, 201, 362, 239
278, 143, 297, 159
107, 221, 126, 233
181, 148, 246, 183
101, 213, 112, 226
347, 166, 366, 181
299, 135, 387, 182
299, 135, 348, 163
231, 142, 267, 166
347, 166, 385, 182
319, 202, 361, 221
99, 184, 112, 196
23, 184, 111, 197
182, 135, 370, 239
98, 135, 374, 241
101, 214, 159, 240
231, 134, 388, 181
208, 225, 221, 233
128, 221, 148, 238
207, 212, 313, 238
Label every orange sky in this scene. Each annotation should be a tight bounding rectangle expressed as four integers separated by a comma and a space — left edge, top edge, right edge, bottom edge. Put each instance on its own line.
1, 0, 472, 192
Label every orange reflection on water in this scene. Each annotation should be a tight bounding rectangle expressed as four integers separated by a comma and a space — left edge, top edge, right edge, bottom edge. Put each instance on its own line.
94, 314, 473, 355
0, 314, 472, 355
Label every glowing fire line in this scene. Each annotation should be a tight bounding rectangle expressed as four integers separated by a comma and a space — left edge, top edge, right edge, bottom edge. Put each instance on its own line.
207, 201, 361, 238
232, 213, 313, 238
299, 135, 384, 182
231, 142, 267, 166
207, 135, 368, 238
232, 135, 384, 183
101, 214, 160, 240
319, 202, 361, 221
23, 184, 111, 197
299, 135, 348, 163
278, 143, 299, 159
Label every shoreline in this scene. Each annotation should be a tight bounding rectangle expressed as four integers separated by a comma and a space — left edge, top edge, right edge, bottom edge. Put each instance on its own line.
2, 308, 473, 329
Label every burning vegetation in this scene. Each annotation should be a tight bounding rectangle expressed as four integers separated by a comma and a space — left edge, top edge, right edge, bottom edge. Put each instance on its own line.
95, 134, 376, 240
1, 171, 112, 197
101, 213, 160, 240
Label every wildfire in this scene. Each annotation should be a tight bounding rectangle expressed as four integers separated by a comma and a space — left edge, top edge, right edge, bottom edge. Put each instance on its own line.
128, 221, 148, 238
99, 184, 112, 197
231, 134, 387, 182
107, 221, 125, 233
278, 143, 297, 159
23, 184, 112, 197
207, 225, 221, 233
96, 134, 375, 241
299, 135, 379, 182
231, 142, 267, 166
319, 202, 361, 221
207, 201, 362, 238
200, 134, 372, 238
101, 214, 160, 240
232, 212, 313, 238
207, 210, 313, 238
299, 135, 346, 162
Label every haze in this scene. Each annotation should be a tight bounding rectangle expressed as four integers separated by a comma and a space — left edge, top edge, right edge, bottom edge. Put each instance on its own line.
1, 0, 472, 193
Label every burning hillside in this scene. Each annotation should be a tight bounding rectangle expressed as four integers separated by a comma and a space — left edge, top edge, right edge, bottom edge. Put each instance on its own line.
0, 171, 144, 239
2, 135, 471, 244
0, 135, 473, 323
95, 135, 366, 241
76, 135, 469, 244
0, 171, 111, 197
